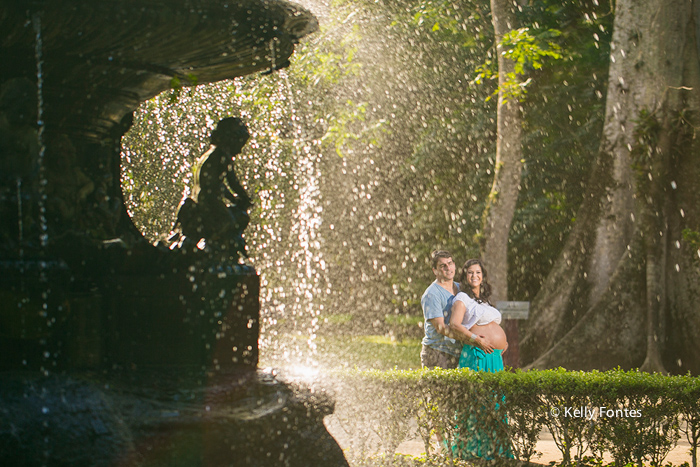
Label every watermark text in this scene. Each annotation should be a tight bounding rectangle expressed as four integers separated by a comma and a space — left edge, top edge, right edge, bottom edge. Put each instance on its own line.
549, 406, 642, 419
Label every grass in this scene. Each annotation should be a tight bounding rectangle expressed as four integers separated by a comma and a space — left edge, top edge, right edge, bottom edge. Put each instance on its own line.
260, 312, 424, 371
259, 332, 422, 371
314, 334, 422, 370
384, 315, 423, 327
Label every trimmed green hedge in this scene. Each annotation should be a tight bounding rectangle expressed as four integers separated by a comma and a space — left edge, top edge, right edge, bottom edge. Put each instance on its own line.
328, 368, 700, 467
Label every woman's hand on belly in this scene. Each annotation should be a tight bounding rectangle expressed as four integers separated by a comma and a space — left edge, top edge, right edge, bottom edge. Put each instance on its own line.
472, 335, 494, 354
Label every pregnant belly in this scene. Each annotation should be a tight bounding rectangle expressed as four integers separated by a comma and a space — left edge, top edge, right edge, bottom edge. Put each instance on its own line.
471, 322, 508, 350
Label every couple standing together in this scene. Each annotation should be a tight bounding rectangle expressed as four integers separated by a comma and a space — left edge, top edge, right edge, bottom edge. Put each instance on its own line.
420, 250, 512, 460
420, 250, 508, 372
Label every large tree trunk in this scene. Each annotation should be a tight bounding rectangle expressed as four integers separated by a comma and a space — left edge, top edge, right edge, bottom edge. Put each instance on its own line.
481, 0, 524, 303
520, 0, 700, 374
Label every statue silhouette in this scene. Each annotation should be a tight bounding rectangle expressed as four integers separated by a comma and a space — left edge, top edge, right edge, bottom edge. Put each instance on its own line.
174, 117, 251, 256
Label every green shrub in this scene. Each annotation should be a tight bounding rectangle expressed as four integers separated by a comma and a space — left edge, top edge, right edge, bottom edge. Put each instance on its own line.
328, 368, 700, 467
592, 370, 680, 467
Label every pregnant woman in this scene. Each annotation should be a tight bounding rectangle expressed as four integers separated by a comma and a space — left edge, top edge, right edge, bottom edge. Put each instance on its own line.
448, 258, 512, 460
450, 258, 508, 370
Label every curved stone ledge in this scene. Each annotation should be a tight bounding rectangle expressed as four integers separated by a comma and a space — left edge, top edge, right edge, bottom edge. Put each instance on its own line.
2, 0, 318, 140
0, 370, 346, 467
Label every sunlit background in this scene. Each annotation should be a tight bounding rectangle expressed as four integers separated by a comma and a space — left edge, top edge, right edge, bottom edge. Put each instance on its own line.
120, 0, 611, 374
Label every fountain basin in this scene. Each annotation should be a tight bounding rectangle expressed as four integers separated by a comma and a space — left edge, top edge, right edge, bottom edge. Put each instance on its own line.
0, 369, 346, 467
1, 0, 347, 465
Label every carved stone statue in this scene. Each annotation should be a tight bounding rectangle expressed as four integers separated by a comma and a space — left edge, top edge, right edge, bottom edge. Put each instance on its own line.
174, 117, 252, 255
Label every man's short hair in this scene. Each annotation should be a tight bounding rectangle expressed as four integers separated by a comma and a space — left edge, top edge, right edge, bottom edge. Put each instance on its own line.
430, 250, 453, 269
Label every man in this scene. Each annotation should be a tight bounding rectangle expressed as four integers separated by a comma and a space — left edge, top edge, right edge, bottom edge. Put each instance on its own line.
420, 250, 462, 369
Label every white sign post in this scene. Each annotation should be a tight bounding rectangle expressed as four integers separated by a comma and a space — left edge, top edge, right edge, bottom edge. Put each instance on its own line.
496, 301, 530, 320
495, 301, 530, 368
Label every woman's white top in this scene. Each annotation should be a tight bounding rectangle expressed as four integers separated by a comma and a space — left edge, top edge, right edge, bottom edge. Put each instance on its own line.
453, 292, 502, 329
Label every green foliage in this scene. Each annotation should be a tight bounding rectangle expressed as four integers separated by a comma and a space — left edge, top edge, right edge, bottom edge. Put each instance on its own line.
594, 370, 681, 467
675, 374, 700, 467
295, 24, 361, 87
630, 108, 663, 188
321, 100, 388, 157
502, 28, 563, 74
168, 73, 199, 104
508, 0, 613, 300
121, 0, 614, 337
683, 229, 700, 250
474, 27, 563, 102
330, 368, 700, 466
411, 0, 489, 43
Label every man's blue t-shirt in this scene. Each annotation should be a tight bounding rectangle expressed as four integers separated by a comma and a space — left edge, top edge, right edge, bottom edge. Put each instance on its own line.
421, 281, 462, 357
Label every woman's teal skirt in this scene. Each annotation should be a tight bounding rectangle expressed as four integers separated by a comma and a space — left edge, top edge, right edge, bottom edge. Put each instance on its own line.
459, 346, 505, 372
449, 345, 513, 460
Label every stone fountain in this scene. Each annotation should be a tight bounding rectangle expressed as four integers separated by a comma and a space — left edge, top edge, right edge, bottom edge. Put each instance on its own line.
0, 1, 347, 465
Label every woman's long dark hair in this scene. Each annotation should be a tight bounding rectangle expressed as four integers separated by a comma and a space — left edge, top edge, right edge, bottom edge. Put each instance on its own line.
456, 258, 492, 304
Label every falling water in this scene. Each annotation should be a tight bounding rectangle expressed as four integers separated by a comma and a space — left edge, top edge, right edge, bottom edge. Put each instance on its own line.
15, 177, 28, 347
32, 13, 48, 248
120, 74, 330, 374
282, 69, 324, 369
32, 12, 53, 467
269, 37, 278, 72
16, 178, 23, 259
241, 71, 329, 374
31, 12, 54, 385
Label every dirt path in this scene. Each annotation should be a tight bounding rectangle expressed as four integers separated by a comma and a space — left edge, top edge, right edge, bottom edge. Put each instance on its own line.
394, 428, 694, 465
326, 417, 694, 466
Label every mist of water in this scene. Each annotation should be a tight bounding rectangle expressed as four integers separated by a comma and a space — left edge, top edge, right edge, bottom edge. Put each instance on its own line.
121, 0, 611, 383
